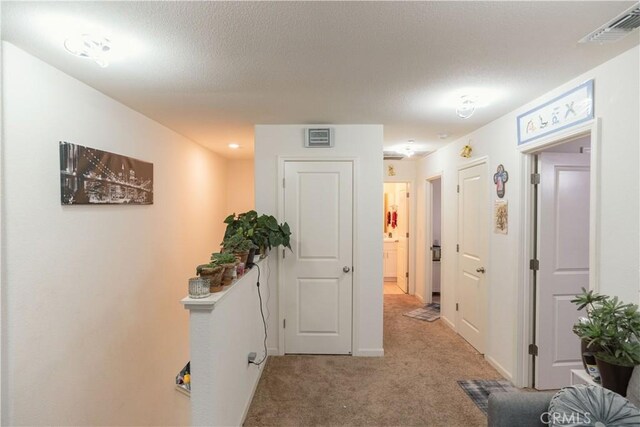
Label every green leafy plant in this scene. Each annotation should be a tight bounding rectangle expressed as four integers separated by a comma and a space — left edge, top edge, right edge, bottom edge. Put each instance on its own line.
572, 288, 640, 367
224, 210, 259, 240
221, 232, 256, 253
196, 261, 219, 275
210, 252, 237, 265
223, 211, 292, 253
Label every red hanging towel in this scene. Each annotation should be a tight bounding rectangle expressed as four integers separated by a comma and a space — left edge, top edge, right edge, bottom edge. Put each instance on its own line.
392, 211, 398, 229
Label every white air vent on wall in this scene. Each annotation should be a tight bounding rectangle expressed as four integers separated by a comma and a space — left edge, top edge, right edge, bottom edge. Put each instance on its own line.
580, 4, 640, 43
305, 128, 333, 148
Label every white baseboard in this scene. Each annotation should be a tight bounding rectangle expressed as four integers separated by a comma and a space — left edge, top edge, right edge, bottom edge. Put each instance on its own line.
267, 347, 280, 356
240, 357, 267, 425
441, 315, 456, 331
354, 348, 384, 357
485, 355, 513, 383
415, 293, 425, 303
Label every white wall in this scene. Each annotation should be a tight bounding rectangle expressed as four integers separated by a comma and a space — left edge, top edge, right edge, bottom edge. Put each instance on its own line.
415, 46, 640, 383
1, 43, 230, 425
184, 260, 267, 427
255, 125, 384, 356
226, 159, 255, 215
383, 160, 418, 296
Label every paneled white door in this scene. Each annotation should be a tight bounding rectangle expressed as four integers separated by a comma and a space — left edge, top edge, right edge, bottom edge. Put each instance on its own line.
457, 162, 488, 354
283, 161, 353, 354
536, 153, 590, 390
396, 184, 408, 293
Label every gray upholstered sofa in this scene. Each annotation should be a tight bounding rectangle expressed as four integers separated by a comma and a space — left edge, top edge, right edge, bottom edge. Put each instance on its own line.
488, 392, 556, 427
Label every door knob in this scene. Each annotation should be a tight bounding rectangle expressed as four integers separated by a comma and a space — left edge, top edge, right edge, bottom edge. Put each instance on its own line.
476, 267, 486, 274
343, 266, 351, 273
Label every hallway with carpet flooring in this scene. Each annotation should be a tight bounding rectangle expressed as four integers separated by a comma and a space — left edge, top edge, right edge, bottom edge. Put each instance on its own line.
245, 293, 504, 426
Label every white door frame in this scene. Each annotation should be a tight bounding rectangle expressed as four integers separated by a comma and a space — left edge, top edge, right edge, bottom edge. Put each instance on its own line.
424, 172, 443, 304
276, 156, 359, 356
384, 177, 417, 296
456, 156, 489, 353
515, 119, 601, 387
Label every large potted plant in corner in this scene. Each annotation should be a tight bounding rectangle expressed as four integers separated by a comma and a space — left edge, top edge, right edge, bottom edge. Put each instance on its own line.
572, 288, 640, 396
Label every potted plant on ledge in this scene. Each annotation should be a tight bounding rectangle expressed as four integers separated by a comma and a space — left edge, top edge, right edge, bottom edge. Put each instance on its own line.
572, 288, 640, 396
221, 233, 256, 265
223, 211, 292, 263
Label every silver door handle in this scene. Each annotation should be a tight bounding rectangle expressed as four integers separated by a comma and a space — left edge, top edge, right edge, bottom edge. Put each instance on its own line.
476, 267, 486, 274
343, 266, 351, 273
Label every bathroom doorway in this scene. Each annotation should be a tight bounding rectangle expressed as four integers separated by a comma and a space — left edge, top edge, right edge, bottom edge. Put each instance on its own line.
383, 182, 410, 294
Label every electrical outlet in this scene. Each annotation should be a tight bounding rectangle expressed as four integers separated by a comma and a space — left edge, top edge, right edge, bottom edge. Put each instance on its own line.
248, 352, 257, 365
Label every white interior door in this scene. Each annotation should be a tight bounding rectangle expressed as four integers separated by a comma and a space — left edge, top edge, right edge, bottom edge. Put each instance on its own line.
283, 161, 353, 354
396, 184, 408, 293
536, 152, 590, 389
457, 162, 488, 354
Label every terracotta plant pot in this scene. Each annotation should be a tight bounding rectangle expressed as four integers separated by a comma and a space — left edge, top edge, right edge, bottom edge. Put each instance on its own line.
233, 251, 250, 265
199, 266, 224, 292
596, 357, 635, 397
220, 263, 237, 287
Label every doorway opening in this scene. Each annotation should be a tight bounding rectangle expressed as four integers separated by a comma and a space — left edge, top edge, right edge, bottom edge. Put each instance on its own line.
428, 177, 442, 304
529, 134, 592, 389
383, 182, 409, 295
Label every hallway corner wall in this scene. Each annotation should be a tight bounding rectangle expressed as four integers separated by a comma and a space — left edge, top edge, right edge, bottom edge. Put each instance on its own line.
2, 43, 229, 425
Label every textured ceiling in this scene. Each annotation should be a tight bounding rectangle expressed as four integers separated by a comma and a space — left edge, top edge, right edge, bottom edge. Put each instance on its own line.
2, 1, 638, 159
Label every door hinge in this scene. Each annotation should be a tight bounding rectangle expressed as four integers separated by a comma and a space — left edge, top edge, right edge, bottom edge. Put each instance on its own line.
531, 173, 540, 185
529, 259, 539, 271
456, 244, 459, 253
528, 344, 538, 356
283, 249, 286, 259
405, 272, 409, 278
406, 192, 410, 198
456, 303, 459, 311
283, 178, 285, 188
406, 232, 409, 238
457, 184, 460, 193
283, 319, 286, 329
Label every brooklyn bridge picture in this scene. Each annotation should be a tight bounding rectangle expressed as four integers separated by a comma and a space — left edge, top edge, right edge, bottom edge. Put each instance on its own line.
60, 142, 154, 205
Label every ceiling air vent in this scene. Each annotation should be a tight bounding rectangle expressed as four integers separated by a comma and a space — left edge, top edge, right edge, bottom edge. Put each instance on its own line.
580, 4, 640, 43
383, 152, 405, 160
305, 128, 333, 148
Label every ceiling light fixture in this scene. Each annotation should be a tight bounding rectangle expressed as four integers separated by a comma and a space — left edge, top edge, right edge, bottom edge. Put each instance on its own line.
408, 139, 415, 144
396, 146, 415, 158
64, 34, 112, 67
437, 133, 449, 140
228, 143, 240, 149
456, 95, 476, 119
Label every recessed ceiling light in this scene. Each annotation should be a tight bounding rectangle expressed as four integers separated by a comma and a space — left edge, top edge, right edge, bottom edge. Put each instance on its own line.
64, 34, 111, 67
228, 143, 240, 149
438, 133, 449, 140
408, 139, 415, 144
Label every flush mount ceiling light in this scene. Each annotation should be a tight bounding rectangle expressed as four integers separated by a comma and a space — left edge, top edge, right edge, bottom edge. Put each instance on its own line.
456, 95, 476, 119
64, 34, 111, 67
228, 143, 240, 149
408, 139, 415, 144
437, 133, 449, 140
396, 146, 415, 158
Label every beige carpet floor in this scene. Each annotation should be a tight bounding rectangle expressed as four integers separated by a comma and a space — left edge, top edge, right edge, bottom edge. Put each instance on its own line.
245, 294, 503, 426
